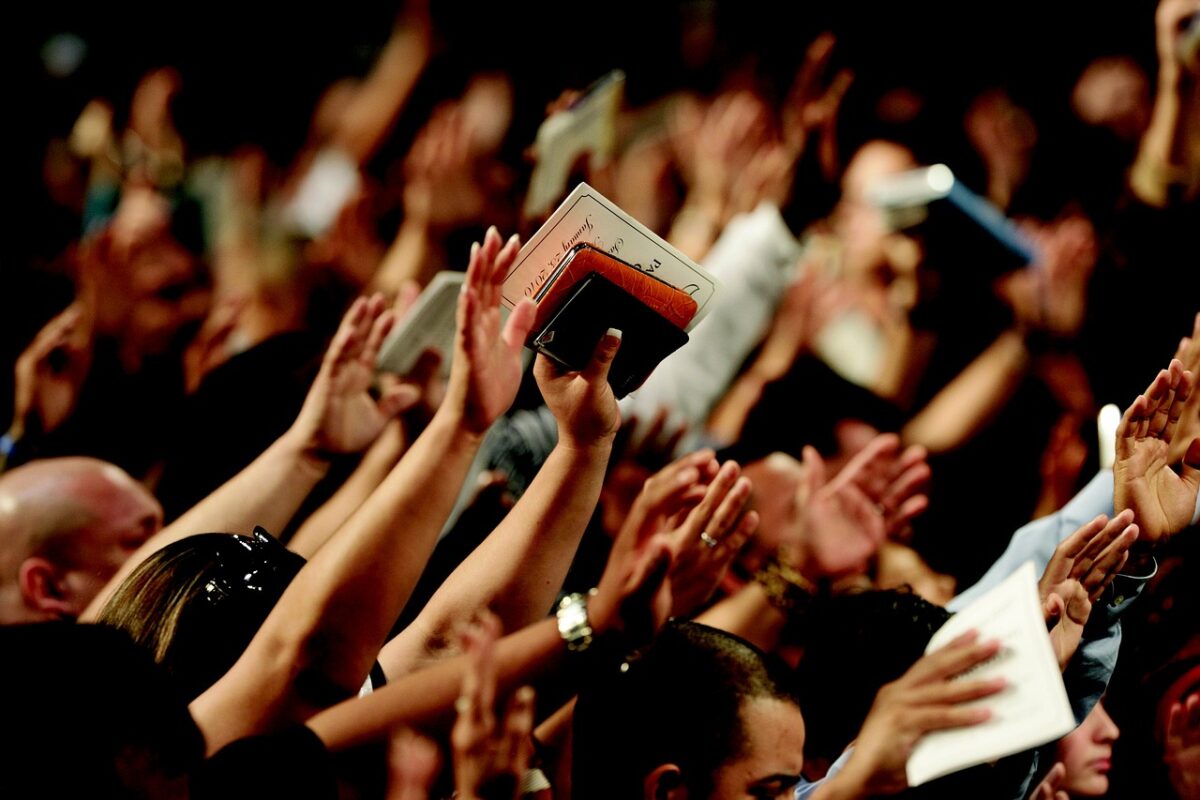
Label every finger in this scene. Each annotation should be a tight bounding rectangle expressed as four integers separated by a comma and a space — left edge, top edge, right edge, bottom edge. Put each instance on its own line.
1116, 394, 1149, 459
1167, 702, 1185, 749
1165, 367, 1194, 443
1073, 510, 1134, 578
906, 676, 1007, 707
364, 307, 397, 366
465, 240, 483, 293
800, 445, 827, 498
393, 280, 422, 319
678, 461, 742, 539
1083, 524, 1139, 600
723, 509, 759, 554
378, 383, 423, 418
880, 461, 932, 515
908, 637, 1001, 685
1044, 593, 1065, 625
581, 328, 622, 383
1187, 691, 1200, 735
1141, 371, 1171, 438
640, 407, 670, 453
706, 475, 754, 541
908, 704, 992, 733
501, 298, 536, 353
1058, 514, 1110, 564
1150, 366, 1181, 438
497, 686, 536, 775
324, 297, 368, 370
888, 494, 929, 533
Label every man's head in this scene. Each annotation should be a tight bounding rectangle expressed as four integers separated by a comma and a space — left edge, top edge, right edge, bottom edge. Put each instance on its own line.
573, 621, 805, 800
0, 457, 162, 623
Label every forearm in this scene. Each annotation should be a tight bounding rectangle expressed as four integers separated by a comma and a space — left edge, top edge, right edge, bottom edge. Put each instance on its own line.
333, 21, 431, 165
381, 439, 611, 675
191, 408, 483, 750
80, 430, 329, 621
308, 618, 564, 751
371, 218, 440, 297
696, 581, 786, 652
901, 328, 1030, 453
1131, 66, 1200, 206
288, 420, 409, 559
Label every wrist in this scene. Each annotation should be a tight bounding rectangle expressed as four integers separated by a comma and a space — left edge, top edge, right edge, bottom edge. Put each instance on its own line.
556, 428, 617, 457
275, 427, 333, 481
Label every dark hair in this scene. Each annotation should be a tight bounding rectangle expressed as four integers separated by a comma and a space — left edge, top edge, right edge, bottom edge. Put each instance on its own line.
98, 528, 305, 700
572, 620, 800, 800
0, 622, 204, 798
790, 589, 951, 765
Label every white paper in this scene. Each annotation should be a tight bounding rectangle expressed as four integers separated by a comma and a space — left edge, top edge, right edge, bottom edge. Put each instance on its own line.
503, 183, 720, 331
376, 271, 464, 378
283, 148, 362, 238
524, 71, 625, 221
906, 561, 1076, 787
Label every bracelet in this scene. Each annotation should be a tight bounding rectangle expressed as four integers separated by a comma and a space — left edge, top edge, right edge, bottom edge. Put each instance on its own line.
755, 555, 819, 613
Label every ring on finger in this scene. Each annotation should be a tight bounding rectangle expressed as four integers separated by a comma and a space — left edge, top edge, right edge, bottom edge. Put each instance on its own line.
700, 531, 719, 549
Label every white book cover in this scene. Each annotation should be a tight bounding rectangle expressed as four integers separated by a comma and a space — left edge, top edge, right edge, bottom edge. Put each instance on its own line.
502, 182, 720, 331
376, 271, 464, 378
524, 71, 625, 221
906, 561, 1076, 787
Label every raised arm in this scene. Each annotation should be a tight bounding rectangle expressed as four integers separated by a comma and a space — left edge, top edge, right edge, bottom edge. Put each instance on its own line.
81, 295, 418, 620
378, 331, 623, 675
192, 228, 537, 751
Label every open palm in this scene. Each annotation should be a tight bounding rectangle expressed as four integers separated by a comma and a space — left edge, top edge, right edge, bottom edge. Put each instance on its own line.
1114, 359, 1200, 545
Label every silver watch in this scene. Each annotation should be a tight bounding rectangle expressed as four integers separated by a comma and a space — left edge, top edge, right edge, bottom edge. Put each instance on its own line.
556, 590, 597, 652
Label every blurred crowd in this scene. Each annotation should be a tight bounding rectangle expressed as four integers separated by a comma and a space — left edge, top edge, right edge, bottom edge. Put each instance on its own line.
5, 0, 1200, 797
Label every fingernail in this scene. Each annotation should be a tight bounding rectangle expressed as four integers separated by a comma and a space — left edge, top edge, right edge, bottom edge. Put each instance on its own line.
507, 233, 520, 248
516, 686, 535, 704
487, 225, 499, 240
606, 327, 623, 340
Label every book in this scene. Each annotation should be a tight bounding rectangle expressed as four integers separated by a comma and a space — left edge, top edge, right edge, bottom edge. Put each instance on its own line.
523, 71, 626, 221
866, 164, 1038, 272
906, 561, 1076, 788
502, 182, 720, 331
376, 271, 464, 378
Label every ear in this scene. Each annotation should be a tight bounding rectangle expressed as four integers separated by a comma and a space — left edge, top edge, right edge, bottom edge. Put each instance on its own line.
643, 764, 688, 800
18, 557, 78, 619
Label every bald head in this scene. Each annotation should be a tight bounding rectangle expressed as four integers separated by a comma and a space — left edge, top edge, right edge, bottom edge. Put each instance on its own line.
0, 458, 162, 622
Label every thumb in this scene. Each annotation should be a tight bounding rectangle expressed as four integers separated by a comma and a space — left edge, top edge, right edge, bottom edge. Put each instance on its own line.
582, 327, 622, 383
1182, 437, 1200, 487
378, 383, 422, 418
1044, 593, 1064, 627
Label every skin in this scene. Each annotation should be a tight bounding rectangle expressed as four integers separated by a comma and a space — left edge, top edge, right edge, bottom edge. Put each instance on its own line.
0, 458, 161, 622
710, 697, 808, 800
1057, 702, 1119, 797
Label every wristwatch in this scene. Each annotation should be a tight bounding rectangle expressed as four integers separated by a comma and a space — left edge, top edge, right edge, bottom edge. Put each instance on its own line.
556, 590, 598, 652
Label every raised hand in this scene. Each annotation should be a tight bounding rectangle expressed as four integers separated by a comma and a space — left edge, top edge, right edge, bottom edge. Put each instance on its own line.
1113, 358, 1200, 545
835, 631, 1006, 796
1170, 312, 1200, 463
1166, 692, 1200, 800
443, 227, 537, 435
1039, 510, 1139, 606
665, 460, 760, 617
784, 434, 930, 579
533, 330, 621, 451
1027, 762, 1069, 800
12, 302, 93, 438
290, 294, 422, 456
451, 613, 536, 800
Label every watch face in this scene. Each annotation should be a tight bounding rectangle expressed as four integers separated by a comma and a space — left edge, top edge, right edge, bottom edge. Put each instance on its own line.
560, 603, 588, 631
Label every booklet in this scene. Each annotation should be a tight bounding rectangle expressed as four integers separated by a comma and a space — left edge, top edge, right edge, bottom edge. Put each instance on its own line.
376, 271, 464, 378
524, 71, 626, 221
866, 164, 1038, 271
502, 182, 720, 332
906, 561, 1076, 788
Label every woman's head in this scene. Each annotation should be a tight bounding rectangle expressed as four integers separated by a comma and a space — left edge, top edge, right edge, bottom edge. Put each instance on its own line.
1056, 701, 1119, 797
98, 528, 305, 700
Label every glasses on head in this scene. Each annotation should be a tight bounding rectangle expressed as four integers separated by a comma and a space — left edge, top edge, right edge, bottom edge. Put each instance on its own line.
200, 526, 306, 608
